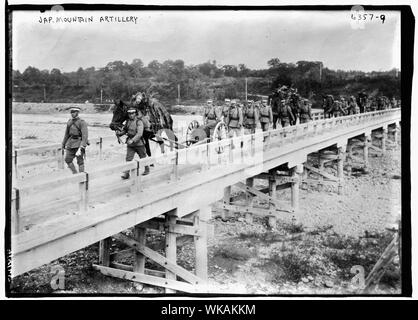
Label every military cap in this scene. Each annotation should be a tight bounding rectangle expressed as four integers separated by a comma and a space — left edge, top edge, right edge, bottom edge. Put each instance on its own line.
231, 99, 237, 104
70, 106, 81, 112
225, 98, 231, 102
206, 99, 213, 104
127, 107, 137, 113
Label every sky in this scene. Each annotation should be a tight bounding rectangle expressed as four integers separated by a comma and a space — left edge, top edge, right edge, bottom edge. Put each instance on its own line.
11, 9, 401, 73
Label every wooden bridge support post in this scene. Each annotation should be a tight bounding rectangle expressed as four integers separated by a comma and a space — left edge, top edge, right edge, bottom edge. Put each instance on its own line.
222, 186, 231, 220
337, 146, 346, 194
268, 170, 277, 228
291, 165, 303, 215
99, 238, 112, 267
318, 152, 325, 192
133, 225, 146, 274
381, 128, 387, 154
194, 206, 210, 282
165, 211, 178, 293
346, 144, 353, 177
363, 134, 371, 169
245, 178, 254, 223
394, 123, 400, 145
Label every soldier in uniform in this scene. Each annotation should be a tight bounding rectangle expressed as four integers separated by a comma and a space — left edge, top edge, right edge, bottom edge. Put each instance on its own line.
221, 98, 231, 120
299, 99, 312, 124
348, 96, 360, 115
277, 99, 295, 127
340, 97, 349, 115
332, 99, 347, 117
62, 107, 88, 174
137, 108, 153, 157
288, 88, 300, 125
243, 100, 260, 134
117, 107, 149, 178
203, 99, 220, 136
258, 99, 273, 131
226, 99, 243, 137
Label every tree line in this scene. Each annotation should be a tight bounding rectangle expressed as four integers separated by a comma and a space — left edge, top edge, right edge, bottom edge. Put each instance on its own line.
12, 58, 400, 109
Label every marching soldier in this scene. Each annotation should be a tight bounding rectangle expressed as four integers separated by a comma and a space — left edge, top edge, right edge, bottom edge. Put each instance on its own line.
259, 99, 273, 131
243, 100, 260, 134
277, 99, 295, 127
221, 98, 231, 120
62, 107, 88, 174
203, 99, 220, 136
117, 107, 149, 178
299, 99, 312, 124
332, 100, 347, 117
137, 108, 153, 157
226, 99, 243, 137
348, 96, 360, 115
340, 97, 349, 115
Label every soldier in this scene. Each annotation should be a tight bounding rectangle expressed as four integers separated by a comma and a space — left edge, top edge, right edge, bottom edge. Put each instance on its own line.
370, 98, 378, 112
221, 98, 231, 120
348, 96, 360, 115
117, 107, 149, 178
299, 99, 312, 124
323, 94, 335, 118
357, 91, 368, 113
258, 99, 273, 131
391, 97, 397, 109
332, 100, 347, 117
203, 99, 220, 136
340, 97, 349, 115
62, 107, 88, 174
277, 99, 295, 127
243, 100, 260, 134
288, 88, 300, 125
226, 99, 243, 137
137, 108, 153, 157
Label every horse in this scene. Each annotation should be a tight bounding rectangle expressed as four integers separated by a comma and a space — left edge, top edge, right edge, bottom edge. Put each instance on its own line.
109, 93, 177, 156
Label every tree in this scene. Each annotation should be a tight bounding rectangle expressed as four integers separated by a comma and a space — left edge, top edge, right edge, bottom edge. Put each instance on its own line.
267, 58, 281, 68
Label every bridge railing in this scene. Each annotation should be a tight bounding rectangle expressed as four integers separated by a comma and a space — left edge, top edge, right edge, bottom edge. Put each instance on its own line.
10, 108, 400, 234
12, 134, 119, 179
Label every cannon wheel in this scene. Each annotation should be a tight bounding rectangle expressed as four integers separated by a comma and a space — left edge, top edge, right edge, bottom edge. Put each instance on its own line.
185, 120, 201, 146
212, 121, 228, 153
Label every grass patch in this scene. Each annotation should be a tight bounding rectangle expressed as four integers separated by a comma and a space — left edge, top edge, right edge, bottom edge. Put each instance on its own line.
213, 244, 252, 261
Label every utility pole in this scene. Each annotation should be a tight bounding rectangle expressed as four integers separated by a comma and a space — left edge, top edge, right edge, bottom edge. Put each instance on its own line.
43, 85, 46, 102
319, 62, 322, 82
245, 78, 248, 102
100, 88, 103, 104
177, 84, 180, 105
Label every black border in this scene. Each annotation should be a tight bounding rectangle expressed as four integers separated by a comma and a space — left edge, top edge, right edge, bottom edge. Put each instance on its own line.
4, 3, 414, 299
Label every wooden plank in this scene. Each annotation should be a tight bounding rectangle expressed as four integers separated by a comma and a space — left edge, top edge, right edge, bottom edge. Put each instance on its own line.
304, 164, 338, 181
218, 203, 293, 216
194, 206, 210, 281
109, 262, 166, 278
99, 238, 111, 267
17, 173, 86, 195
234, 181, 291, 209
18, 157, 57, 168
133, 226, 146, 274
110, 248, 133, 262
88, 161, 138, 180
93, 264, 201, 293
112, 233, 202, 285
165, 212, 177, 293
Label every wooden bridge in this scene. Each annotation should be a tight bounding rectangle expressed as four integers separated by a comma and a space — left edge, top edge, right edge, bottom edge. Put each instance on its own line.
10, 109, 401, 293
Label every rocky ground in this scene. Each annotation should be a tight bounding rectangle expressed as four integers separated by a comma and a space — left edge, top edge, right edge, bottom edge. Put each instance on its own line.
10, 138, 402, 295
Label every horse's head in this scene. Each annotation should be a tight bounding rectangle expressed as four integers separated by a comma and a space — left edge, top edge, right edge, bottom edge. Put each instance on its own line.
109, 99, 127, 131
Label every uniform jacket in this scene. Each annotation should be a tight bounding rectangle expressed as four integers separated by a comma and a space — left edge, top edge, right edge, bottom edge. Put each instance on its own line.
204, 106, 220, 128
299, 103, 312, 119
259, 104, 273, 124
122, 116, 145, 147
278, 104, 294, 122
227, 106, 243, 128
243, 104, 260, 127
62, 117, 88, 149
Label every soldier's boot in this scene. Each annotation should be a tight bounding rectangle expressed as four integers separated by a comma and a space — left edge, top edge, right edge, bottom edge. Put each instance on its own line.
67, 163, 78, 174
142, 166, 150, 176
78, 164, 85, 173
121, 171, 130, 179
